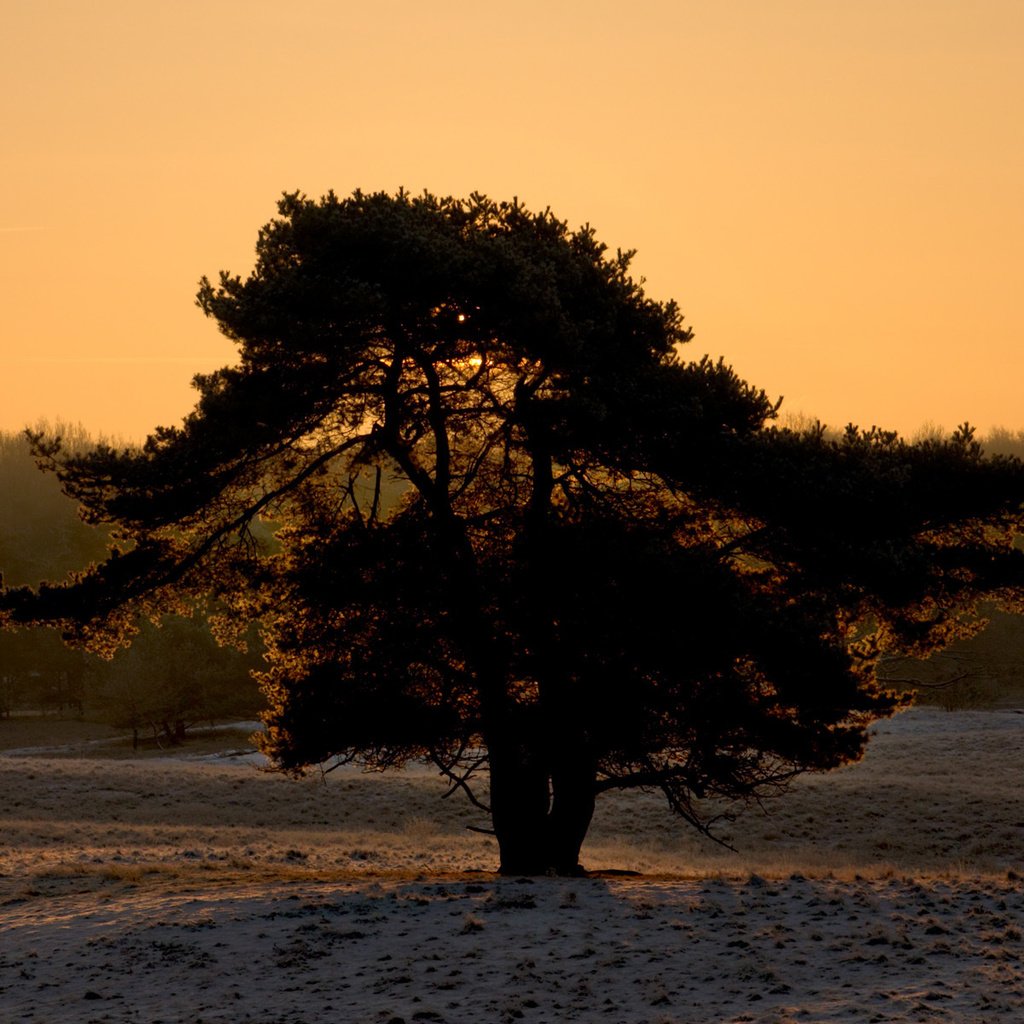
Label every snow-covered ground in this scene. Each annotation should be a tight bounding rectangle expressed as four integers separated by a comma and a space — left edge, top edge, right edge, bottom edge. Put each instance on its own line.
1, 706, 1023, 1022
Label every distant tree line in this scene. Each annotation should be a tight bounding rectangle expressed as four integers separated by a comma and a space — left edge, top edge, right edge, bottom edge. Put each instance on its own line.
781, 415, 1024, 461
0, 426, 261, 741
980, 427, 1024, 460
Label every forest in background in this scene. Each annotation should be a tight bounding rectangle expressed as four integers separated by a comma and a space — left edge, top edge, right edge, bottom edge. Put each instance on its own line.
0, 425, 262, 745
2, 421, 1024, 740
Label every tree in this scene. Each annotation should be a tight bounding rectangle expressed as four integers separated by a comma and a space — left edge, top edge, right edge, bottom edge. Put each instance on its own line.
89, 611, 262, 749
3, 190, 1024, 874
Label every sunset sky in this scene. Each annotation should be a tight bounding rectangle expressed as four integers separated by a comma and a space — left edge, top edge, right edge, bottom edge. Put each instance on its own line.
2, 0, 1022, 441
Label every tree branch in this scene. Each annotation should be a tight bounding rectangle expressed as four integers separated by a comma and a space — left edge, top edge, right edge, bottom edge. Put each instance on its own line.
431, 750, 491, 814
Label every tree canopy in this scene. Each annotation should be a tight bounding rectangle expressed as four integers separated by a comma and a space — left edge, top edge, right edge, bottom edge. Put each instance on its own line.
4, 189, 1024, 874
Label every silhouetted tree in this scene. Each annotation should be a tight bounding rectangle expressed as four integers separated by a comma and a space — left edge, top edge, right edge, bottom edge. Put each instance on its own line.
3, 191, 1024, 874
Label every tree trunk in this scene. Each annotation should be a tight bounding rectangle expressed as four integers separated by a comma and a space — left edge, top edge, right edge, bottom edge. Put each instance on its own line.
547, 755, 597, 875
488, 741, 597, 875
489, 740, 551, 875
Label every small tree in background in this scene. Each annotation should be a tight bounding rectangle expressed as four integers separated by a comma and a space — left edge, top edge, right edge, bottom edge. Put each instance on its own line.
3, 190, 1024, 874
89, 612, 261, 748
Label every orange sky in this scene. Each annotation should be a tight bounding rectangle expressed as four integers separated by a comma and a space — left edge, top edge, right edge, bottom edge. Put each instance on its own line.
2, 1, 1022, 441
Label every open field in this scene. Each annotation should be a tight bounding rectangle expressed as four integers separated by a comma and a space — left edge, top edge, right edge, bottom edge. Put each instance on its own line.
1, 706, 1023, 1022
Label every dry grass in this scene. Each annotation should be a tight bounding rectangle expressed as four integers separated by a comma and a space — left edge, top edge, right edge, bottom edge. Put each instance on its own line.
1, 705, 1022, 897
0, 714, 121, 751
